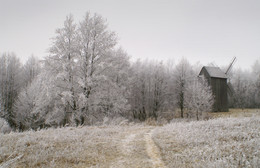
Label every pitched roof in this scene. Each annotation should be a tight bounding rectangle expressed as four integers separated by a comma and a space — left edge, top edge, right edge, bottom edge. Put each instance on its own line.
201, 66, 227, 79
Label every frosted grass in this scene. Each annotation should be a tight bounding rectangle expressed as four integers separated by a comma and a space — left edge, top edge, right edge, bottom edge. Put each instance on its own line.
153, 116, 260, 167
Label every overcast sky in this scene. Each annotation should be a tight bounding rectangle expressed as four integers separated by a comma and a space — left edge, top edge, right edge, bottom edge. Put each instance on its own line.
1, 0, 260, 69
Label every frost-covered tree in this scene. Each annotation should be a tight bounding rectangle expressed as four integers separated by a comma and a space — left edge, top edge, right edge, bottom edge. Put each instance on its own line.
231, 69, 256, 108
163, 60, 177, 111
0, 53, 22, 128
96, 48, 131, 115
129, 60, 170, 120
76, 13, 117, 122
76, 48, 131, 124
173, 58, 194, 118
18, 13, 130, 127
184, 76, 214, 120
46, 14, 78, 125
149, 61, 167, 119
14, 84, 37, 130
14, 69, 60, 130
22, 55, 41, 86
128, 60, 148, 120
252, 60, 260, 107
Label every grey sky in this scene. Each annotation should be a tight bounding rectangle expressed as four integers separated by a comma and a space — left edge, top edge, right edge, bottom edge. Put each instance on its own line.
1, 0, 260, 69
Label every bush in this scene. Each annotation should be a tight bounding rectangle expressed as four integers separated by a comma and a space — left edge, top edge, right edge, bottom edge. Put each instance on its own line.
0, 118, 11, 134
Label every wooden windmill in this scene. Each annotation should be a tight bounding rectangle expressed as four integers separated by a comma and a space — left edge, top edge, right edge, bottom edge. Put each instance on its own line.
199, 57, 236, 112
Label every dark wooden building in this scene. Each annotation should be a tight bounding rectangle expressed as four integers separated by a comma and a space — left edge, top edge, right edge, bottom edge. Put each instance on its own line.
199, 66, 228, 112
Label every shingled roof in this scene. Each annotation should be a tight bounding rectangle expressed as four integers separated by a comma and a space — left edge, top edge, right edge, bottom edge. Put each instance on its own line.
200, 66, 227, 79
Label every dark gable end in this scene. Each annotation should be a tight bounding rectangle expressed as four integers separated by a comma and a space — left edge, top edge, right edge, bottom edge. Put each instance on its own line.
199, 66, 228, 112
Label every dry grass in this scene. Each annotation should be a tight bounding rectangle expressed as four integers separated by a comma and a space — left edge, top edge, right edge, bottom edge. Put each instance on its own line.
1, 109, 259, 167
210, 108, 260, 118
0, 126, 135, 168
163, 108, 260, 121
0, 124, 156, 168
152, 115, 260, 168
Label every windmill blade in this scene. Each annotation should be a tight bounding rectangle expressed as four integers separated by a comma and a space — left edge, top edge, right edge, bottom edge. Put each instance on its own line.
225, 57, 236, 75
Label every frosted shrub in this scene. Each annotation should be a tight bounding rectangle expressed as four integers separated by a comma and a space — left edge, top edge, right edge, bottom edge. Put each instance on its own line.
184, 76, 214, 120
0, 118, 11, 134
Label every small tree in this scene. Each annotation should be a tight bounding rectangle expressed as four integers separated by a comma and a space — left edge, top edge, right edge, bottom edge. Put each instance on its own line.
14, 70, 58, 130
184, 76, 214, 120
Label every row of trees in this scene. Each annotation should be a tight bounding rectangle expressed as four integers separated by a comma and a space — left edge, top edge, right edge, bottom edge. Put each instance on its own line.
229, 61, 260, 109
1, 13, 259, 130
0, 54, 40, 129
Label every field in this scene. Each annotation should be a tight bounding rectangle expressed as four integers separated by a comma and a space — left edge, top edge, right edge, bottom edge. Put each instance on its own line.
0, 109, 259, 168
153, 115, 260, 167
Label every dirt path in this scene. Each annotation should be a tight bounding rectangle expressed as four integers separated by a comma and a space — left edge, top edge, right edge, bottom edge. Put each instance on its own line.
110, 126, 166, 168
145, 130, 166, 168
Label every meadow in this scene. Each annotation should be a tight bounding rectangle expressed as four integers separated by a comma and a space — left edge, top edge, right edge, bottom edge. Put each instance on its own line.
0, 109, 259, 168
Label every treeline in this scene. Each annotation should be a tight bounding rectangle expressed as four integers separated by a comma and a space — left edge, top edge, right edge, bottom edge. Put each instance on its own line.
0, 54, 41, 128
0, 13, 259, 131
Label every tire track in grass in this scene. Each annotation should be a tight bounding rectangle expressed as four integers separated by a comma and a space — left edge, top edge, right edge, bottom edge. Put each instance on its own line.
110, 127, 153, 168
145, 130, 166, 168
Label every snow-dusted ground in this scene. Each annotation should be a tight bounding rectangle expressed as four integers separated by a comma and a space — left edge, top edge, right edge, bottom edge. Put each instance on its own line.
0, 111, 259, 168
